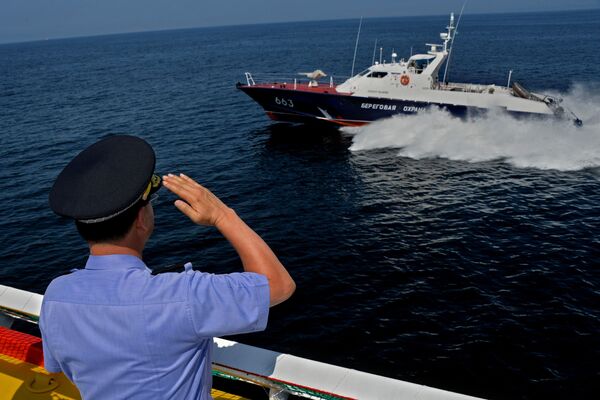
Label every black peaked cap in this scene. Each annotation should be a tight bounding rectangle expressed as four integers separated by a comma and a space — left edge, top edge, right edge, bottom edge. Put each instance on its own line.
49, 135, 157, 222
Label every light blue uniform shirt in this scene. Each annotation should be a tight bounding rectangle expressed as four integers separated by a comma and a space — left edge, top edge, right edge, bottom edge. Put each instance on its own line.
40, 254, 270, 400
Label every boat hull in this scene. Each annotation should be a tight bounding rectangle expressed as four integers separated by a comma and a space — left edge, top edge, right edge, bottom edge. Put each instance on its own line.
236, 83, 543, 126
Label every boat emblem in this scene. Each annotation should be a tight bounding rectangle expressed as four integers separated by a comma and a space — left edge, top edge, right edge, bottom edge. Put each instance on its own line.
400, 75, 410, 86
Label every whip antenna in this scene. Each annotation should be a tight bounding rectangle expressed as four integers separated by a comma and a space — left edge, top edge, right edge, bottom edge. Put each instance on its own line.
371, 38, 378, 65
443, 0, 468, 84
351, 17, 363, 77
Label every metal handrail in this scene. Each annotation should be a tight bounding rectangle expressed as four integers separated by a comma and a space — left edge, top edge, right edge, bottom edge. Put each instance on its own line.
244, 72, 255, 86
242, 72, 350, 88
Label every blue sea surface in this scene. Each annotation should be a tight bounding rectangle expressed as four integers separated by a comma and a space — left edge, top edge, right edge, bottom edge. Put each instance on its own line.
1, 9, 599, 399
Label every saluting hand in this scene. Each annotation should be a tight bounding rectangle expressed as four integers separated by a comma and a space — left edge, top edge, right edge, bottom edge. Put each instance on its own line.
162, 174, 231, 227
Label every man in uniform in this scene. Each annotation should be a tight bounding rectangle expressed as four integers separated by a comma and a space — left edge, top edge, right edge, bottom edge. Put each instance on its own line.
40, 135, 295, 399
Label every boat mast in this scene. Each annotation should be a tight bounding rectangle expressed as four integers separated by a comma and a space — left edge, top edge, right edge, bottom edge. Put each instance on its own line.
443, 0, 467, 84
351, 17, 363, 77
507, 69, 513, 89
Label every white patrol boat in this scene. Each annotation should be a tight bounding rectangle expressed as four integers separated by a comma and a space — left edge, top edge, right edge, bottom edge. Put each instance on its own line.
237, 13, 583, 127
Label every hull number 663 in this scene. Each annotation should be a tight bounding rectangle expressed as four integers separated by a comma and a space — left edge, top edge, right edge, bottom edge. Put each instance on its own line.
275, 97, 294, 108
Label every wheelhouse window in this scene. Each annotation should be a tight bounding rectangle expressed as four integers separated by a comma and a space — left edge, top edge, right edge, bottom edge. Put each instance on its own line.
407, 55, 434, 74
367, 71, 388, 78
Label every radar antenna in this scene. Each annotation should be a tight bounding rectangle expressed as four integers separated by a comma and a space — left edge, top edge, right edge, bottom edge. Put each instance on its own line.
298, 69, 327, 87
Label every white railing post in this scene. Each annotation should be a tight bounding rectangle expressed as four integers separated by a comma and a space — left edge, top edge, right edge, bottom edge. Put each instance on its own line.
269, 388, 289, 400
245, 72, 255, 86
294, 78, 297, 90
0, 313, 13, 328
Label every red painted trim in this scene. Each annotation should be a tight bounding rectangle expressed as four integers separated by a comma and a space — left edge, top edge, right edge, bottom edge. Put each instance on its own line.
328, 119, 368, 127
0, 326, 44, 367
242, 83, 351, 96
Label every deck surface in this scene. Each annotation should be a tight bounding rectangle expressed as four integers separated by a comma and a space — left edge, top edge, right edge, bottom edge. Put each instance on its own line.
0, 354, 249, 400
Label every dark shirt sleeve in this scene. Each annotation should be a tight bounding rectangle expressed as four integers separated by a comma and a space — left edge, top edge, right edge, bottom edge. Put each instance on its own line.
187, 272, 270, 338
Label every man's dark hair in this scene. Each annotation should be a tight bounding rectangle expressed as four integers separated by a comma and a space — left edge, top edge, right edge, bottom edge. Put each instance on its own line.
75, 201, 145, 243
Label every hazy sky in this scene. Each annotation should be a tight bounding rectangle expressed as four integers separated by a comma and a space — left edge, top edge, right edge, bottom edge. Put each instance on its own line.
2, 0, 599, 44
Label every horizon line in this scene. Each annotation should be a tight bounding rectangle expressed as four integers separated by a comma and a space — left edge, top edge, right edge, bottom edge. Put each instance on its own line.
1, 6, 598, 46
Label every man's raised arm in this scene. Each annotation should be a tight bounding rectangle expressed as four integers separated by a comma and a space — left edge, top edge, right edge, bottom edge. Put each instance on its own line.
162, 173, 295, 306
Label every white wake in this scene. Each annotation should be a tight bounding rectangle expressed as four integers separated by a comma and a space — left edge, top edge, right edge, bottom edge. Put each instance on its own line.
346, 84, 600, 171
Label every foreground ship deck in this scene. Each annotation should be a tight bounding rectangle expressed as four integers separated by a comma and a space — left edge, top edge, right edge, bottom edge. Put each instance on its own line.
237, 14, 582, 127
0, 284, 483, 399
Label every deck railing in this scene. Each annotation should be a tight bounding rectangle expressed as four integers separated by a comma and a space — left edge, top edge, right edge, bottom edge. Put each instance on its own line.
1, 284, 482, 400
243, 72, 349, 89
438, 82, 511, 94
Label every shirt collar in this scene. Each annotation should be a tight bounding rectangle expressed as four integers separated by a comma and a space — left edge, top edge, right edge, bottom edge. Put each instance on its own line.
85, 254, 149, 272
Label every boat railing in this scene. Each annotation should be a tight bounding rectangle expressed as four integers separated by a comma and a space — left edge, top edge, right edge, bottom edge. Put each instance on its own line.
243, 72, 350, 90
1, 284, 483, 400
438, 81, 511, 94
244, 72, 255, 86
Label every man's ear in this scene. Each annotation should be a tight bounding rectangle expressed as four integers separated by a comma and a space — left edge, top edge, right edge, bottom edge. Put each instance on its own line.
135, 205, 150, 232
